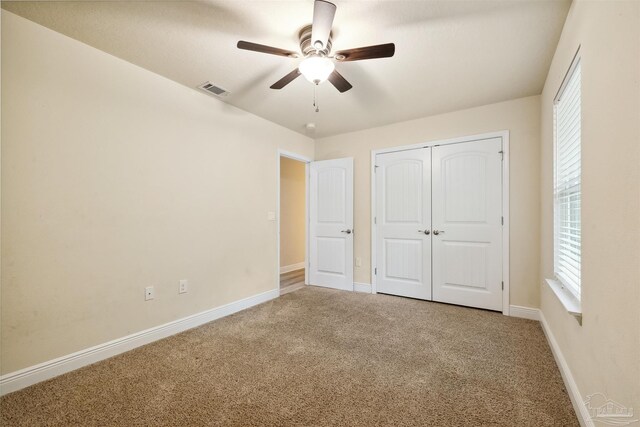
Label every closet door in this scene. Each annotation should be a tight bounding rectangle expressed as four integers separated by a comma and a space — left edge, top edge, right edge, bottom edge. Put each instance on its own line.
431, 138, 503, 311
375, 149, 432, 300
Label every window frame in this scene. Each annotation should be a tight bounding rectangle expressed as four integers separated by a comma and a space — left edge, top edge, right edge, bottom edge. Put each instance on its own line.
552, 49, 582, 303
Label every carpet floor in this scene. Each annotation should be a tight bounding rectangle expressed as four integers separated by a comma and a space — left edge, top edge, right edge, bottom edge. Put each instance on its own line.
1, 287, 578, 426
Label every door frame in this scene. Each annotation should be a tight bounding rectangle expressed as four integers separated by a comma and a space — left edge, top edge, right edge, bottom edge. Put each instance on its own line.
277, 150, 312, 296
370, 130, 511, 315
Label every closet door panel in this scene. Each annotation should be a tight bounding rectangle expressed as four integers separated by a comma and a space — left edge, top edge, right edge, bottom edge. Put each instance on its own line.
431, 138, 503, 311
375, 149, 431, 300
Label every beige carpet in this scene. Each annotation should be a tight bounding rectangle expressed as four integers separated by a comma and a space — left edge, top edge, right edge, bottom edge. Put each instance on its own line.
1, 287, 578, 426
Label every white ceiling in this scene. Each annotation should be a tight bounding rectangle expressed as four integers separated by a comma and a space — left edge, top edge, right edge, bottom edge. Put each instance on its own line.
2, 0, 571, 138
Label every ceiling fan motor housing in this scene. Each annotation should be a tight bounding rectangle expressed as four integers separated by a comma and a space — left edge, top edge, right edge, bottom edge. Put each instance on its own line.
299, 25, 332, 57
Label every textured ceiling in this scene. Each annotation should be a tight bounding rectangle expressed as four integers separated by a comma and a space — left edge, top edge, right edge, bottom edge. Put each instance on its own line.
2, 0, 571, 138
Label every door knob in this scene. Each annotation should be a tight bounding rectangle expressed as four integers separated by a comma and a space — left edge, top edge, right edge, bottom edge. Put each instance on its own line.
418, 230, 431, 235
341, 229, 352, 234
433, 230, 444, 235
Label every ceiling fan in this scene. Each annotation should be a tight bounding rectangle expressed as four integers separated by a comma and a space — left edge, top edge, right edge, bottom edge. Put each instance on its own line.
237, 0, 395, 93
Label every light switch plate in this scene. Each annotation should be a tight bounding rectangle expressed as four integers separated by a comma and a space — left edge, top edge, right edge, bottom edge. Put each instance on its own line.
145, 286, 155, 301
355, 257, 362, 267
179, 279, 188, 294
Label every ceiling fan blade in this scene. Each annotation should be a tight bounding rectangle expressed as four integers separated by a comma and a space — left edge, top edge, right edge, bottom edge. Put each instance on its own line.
270, 68, 301, 89
335, 43, 395, 62
328, 70, 353, 93
237, 41, 298, 58
311, 0, 336, 51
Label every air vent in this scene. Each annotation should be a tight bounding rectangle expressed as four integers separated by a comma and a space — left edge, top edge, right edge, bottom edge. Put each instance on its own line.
197, 81, 229, 97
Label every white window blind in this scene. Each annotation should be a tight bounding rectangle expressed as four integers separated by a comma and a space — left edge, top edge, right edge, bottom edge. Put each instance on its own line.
553, 58, 581, 298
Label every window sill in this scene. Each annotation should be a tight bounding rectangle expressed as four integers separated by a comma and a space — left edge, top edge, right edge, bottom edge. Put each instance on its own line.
545, 279, 582, 325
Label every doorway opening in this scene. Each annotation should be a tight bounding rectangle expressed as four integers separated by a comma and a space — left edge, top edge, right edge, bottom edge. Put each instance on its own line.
278, 153, 309, 295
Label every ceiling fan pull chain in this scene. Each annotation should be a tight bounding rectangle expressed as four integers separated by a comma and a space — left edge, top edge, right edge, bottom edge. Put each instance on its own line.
313, 84, 320, 113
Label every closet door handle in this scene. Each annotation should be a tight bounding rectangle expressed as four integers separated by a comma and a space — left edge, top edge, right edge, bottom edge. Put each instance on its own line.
341, 229, 352, 234
418, 230, 430, 235
433, 230, 444, 235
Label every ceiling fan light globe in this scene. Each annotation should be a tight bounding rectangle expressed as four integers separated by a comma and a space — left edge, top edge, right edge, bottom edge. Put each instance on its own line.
299, 56, 335, 84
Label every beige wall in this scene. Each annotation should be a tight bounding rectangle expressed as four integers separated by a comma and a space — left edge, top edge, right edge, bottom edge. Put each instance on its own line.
279, 157, 306, 268
315, 96, 541, 308
539, 0, 640, 414
0, 11, 313, 374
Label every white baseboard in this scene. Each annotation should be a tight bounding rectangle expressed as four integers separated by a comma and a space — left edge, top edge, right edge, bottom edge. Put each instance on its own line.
280, 283, 306, 295
0, 288, 279, 396
354, 282, 372, 293
509, 305, 540, 321
280, 262, 305, 274
539, 310, 593, 427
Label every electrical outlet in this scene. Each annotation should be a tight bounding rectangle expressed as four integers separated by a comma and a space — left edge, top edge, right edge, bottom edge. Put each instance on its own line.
145, 286, 155, 301
355, 257, 362, 267
179, 279, 188, 294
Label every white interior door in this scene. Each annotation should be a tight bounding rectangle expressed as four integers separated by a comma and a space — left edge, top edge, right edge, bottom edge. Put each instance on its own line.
309, 158, 354, 291
431, 138, 503, 311
375, 149, 432, 300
